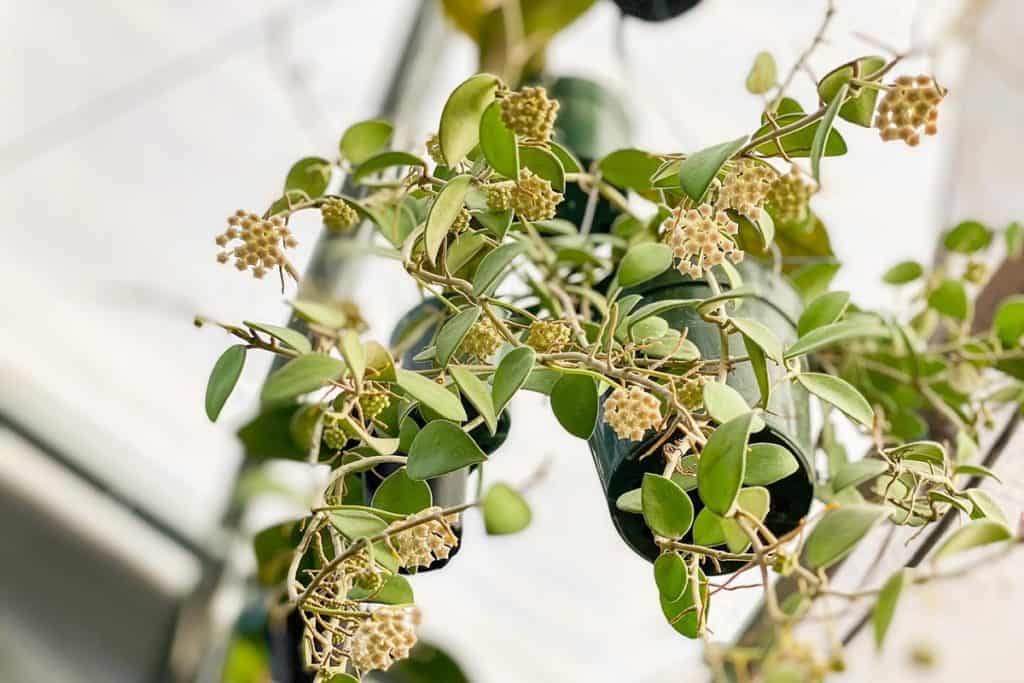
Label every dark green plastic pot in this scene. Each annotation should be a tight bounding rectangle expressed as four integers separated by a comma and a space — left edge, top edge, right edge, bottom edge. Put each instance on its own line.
588, 264, 815, 574
549, 76, 631, 234
362, 299, 510, 572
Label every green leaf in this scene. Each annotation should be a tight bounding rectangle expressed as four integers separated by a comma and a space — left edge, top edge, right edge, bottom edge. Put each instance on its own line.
785, 320, 889, 358
340, 119, 393, 165
693, 508, 727, 546
790, 261, 840, 301
934, 519, 1012, 560
804, 504, 887, 569
435, 308, 481, 368
744, 335, 771, 409
698, 413, 756, 516
352, 151, 426, 184
330, 508, 388, 540
407, 420, 487, 479
965, 489, 1007, 524
615, 488, 642, 514
798, 372, 873, 427
371, 468, 433, 515
797, 291, 850, 336
753, 114, 847, 158
722, 486, 770, 553
365, 341, 397, 383
746, 51, 777, 94
889, 441, 945, 466
492, 347, 535, 412
292, 300, 348, 329
642, 473, 695, 539
994, 295, 1024, 346
472, 242, 525, 295
519, 145, 565, 191
810, 83, 847, 181
817, 56, 886, 126
479, 100, 519, 178
205, 345, 246, 422
548, 140, 583, 173
451, 366, 497, 435
243, 321, 312, 355
678, 136, 748, 202
703, 382, 764, 431
927, 279, 969, 320
654, 553, 688, 602
439, 73, 500, 166
261, 353, 345, 405
954, 464, 1001, 484
338, 331, 365, 383
1006, 221, 1024, 258
550, 373, 598, 439
883, 260, 924, 285
832, 458, 888, 491
660, 567, 707, 639
873, 569, 907, 650
348, 573, 413, 605
731, 316, 783, 363
425, 174, 473, 264
483, 483, 532, 534
284, 157, 331, 198
943, 220, 992, 254
618, 243, 674, 288
745, 443, 799, 486
598, 148, 662, 191
395, 369, 467, 422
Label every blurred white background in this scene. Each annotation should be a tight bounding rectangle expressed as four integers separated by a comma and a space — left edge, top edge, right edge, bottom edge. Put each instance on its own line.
2, 1, 1023, 682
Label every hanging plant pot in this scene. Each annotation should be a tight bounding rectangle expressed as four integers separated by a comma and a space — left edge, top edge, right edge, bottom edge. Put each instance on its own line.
361, 298, 511, 572
548, 76, 631, 234
612, 0, 704, 22
588, 264, 815, 574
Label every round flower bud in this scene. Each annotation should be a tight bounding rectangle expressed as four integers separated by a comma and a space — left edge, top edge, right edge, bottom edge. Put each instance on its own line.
675, 375, 708, 411
485, 181, 514, 211
511, 169, 563, 221
765, 167, 815, 227
526, 319, 572, 353
349, 606, 419, 673
389, 507, 460, 569
717, 158, 778, 221
603, 385, 663, 441
663, 203, 743, 278
460, 318, 503, 360
359, 391, 391, 420
500, 86, 559, 142
321, 197, 360, 233
874, 75, 947, 146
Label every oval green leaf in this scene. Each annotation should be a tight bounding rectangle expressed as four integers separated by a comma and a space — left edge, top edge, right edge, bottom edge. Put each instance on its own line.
873, 569, 907, 650
698, 413, 756, 516
927, 279, 969, 320
450, 366, 497, 435
785, 320, 889, 358
678, 135, 748, 202
483, 483, 532, 535
804, 504, 887, 569
935, 519, 1012, 560
797, 291, 850, 336
798, 372, 873, 427
493, 346, 535, 412
352, 151, 426, 184
618, 243, 674, 288
261, 352, 345, 405
395, 369, 467, 422
340, 119, 393, 165
745, 443, 800, 486
284, 156, 331, 198
472, 242, 525, 295
244, 321, 312, 355
371, 468, 433, 515
479, 100, 519, 178
883, 260, 924, 285
205, 345, 246, 422
519, 146, 565, 191
642, 473, 695, 539
731, 316, 783, 363
551, 373, 598, 439
654, 552, 688, 602
439, 73, 500, 167
435, 308, 481, 368
943, 220, 992, 254
407, 420, 487, 479
425, 174, 473, 264
598, 148, 662, 191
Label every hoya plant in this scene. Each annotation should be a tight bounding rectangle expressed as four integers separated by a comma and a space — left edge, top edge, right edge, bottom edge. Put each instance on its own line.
200, 5, 1022, 682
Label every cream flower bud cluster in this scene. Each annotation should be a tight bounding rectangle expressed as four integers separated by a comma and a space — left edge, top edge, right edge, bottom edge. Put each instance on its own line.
389, 507, 459, 569
349, 606, 420, 673
215, 210, 297, 279
664, 204, 743, 278
875, 75, 946, 147
675, 375, 708, 411
460, 319, 504, 360
452, 207, 471, 233
358, 391, 391, 421
765, 167, 814, 226
322, 412, 356, 450
321, 197, 359, 232
500, 86, 559, 142
485, 182, 514, 211
526, 319, 572, 353
604, 385, 663, 441
717, 159, 777, 221
511, 169, 563, 221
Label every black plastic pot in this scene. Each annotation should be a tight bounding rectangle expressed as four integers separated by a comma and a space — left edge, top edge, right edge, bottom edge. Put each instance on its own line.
361, 299, 511, 572
548, 76, 631, 235
588, 264, 815, 574
612, 0, 703, 22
